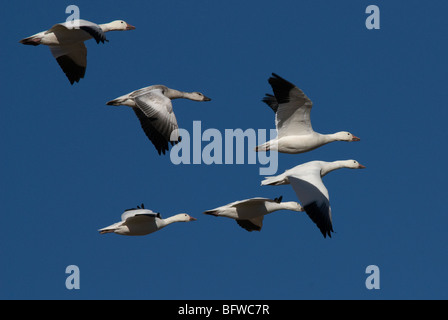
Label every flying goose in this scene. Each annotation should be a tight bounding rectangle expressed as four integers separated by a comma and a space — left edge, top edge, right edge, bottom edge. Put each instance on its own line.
255, 73, 360, 153
261, 160, 365, 238
107, 85, 211, 155
20, 19, 135, 84
203, 196, 303, 232
98, 203, 197, 236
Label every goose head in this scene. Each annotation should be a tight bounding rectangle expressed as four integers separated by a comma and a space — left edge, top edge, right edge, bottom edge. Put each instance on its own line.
106, 20, 136, 31
174, 213, 197, 222
344, 160, 366, 169
334, 131, 360, 142
188, 92, 212, 102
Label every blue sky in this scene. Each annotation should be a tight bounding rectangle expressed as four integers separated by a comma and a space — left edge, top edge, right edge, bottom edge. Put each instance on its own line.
1, 0, 447, 300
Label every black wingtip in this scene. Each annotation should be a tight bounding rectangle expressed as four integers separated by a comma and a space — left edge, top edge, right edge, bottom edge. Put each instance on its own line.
262, 94, 279, 113
274, 196, 283, 203
304, 202, 334, 239
270, 73, 291, 82
56, 55, 85, 85
267, 73, 296, 104
79, 26, 107, 44
132, 108, 171, 156
236, 220, 262, 232
271, 73, 297, 87
270, 73, 288, 83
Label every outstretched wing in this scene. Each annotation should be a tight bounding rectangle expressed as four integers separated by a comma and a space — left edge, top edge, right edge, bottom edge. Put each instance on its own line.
262, 93, 279, 113
49, 43, 87, 84
236, 216, 264, 232
267, 73, 314, 137
121, 208, 161, 222
133, 89, 180, 155
78, 20, 107, 44
288, 175, 333, 238
49, 19, 107, 43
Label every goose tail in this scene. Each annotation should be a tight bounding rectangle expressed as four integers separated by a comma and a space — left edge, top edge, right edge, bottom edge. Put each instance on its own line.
203, 209, 219, 217
106, 98, 125, 106
261, 173, 288, 186
98, 223, 120, 234
106, 93, 132, 106
19, 35, 42, 46
255, 141, 270, 152
98, 228, 115, 234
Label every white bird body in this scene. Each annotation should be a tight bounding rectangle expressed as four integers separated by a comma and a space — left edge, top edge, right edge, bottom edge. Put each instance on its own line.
256, 73, 360, 153
107, 85, 211, 155
29, 23, 92, 46
263, 133, 340, 154
203, 197, 303, 232
99, 205, 196, 236
261, 160, 365, 238
20, 19, 135, 84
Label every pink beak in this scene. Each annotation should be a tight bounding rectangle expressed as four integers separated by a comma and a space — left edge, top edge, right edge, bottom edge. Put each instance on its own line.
358, 164, 366, 169
189, 216, 197, 221
352, 135, 361, 142
126, 23, 136, 30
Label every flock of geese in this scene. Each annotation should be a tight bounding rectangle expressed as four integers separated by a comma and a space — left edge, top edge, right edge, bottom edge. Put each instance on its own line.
20, 18, 365, 239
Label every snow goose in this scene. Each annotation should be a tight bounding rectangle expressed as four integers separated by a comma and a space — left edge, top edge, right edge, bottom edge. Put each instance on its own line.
255, 73, 360, 153
261, 160, 365, 238
203, 196, 303, 232
107, 85, 211, 155
20, 19, 135, 84
98, 204, 196, 236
